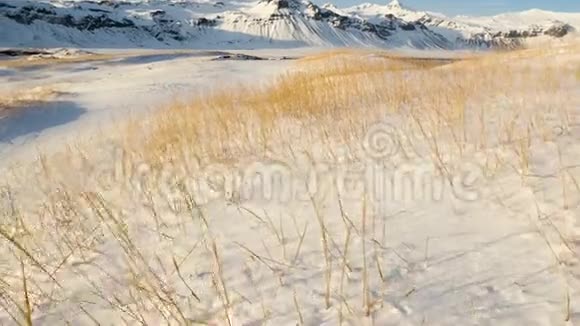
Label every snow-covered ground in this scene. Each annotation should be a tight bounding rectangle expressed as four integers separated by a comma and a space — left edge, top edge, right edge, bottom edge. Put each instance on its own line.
0, 49, 299, 165
1, 2, 580, 323
0, 44, 579, 325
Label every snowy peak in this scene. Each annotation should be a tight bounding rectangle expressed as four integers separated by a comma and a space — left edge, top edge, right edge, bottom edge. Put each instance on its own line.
343, 1, 579, 48
0, 0, 578, 49
257, 0, 304, 11
0, 0, 453, 48
345, 1, 427, 24
386, 0, 408, 11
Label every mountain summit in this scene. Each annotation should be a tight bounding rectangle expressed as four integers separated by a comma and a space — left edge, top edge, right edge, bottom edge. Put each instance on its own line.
386, 0, 408, 10
0, 0, 577, 49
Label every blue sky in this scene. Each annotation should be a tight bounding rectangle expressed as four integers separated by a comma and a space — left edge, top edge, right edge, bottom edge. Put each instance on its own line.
315, 0, 580, 16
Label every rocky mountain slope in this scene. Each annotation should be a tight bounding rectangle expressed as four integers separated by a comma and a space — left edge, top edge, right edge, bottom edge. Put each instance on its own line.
0, 0, 578, 49
343, 0, 579, 48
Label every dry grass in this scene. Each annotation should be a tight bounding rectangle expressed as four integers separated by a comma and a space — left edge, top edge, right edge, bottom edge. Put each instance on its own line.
297, 47, 473, 64
0, 87, 58, 118
138, 54, 457, 167
296, 48, 371, 62
0, 44, 579, 324
0, 53, 118, 69
138, 46, 578, 173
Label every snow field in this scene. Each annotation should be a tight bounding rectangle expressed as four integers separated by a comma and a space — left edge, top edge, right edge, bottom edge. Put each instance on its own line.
0, 44, 579, 324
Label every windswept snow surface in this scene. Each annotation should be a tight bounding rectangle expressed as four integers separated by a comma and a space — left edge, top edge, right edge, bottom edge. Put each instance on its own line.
0, 2, 580, 325
0, 49, 298, 164
0, 47, 579, 325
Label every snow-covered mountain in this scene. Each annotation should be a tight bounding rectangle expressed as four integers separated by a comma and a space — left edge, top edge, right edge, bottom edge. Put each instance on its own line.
0, 0, 578, 49
343, 0, 579, 48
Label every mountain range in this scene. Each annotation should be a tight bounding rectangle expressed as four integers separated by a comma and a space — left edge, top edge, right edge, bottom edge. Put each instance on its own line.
0, 0, 578, 49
